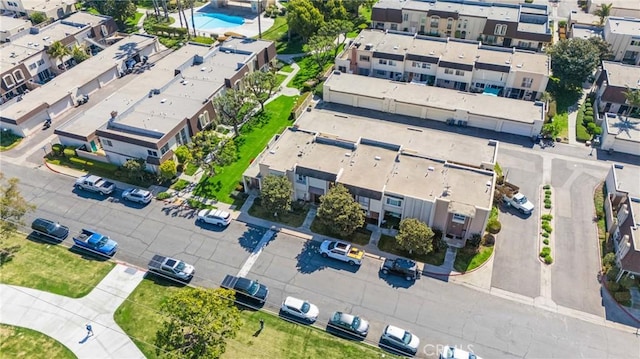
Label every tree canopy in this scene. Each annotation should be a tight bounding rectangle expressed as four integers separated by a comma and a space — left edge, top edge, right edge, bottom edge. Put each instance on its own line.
0, 174, 34, 265
242, 71, 279, 112
174, 145, 192, 165
72, 44, 90, 64
46, 41, 71, 71
547, 38, 600, 89
212, 89, 253, 136
159, 160, 177, 181
155, 287, 242, 359
90, 0, 136, 25
122, 158, 147, 181
260, 175, 292, 217
594, 3, 612, 26
316, 184, 365, 237
623, 86, 640, 119
188, 131, 237, 176
286, 0, 325, 42
395, 218, 434, 255
29, 12, 47, 24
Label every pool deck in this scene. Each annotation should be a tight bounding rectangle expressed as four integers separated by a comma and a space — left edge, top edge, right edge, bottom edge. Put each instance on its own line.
169, 4, 274, 39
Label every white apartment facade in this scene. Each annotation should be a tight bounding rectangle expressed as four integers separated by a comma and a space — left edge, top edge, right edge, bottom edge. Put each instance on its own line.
603, 16, 640, 66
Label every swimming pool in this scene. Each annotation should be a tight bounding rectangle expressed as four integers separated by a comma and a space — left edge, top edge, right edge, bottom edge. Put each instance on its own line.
192, 12, 244, 30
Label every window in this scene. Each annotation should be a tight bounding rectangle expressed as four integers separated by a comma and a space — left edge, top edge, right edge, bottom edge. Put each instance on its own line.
444, 68, 454, 75
463, 19, 468, 29
29, 63, 37, 70
102, 139, 112, 147
447, 18, 453, 30
3, 75, 15, 88
37, 59, 45, 66
180, 128, 188, 144
386, 197, 402, 207
521, 77, 533, 88
198, 111, 210, 128
160, 143, 170, 155
455, 70, 464, 76
430, 16, 439, 28
422, 63, 430, 69
403, 14, 409, 21
378, 59, 387, 65
452, 213, 466, 224
147, 149, 158, 157
359, 55, 370, 62
494, 24, 507, 36
388, 60, 396, 66
13, 70, 24, 82
475, 82, 485, 89
296, 174, 306, 184
175, 133, 182, 145
376, 69, 386, 76
517, 41, 532, 48
358, 196, 370, 207
630, 39, 640, 46
390, 23, 398, 31
412, 62, 419, 68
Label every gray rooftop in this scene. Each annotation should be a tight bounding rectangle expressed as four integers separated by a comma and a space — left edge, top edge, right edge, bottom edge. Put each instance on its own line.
1, 34, 157, 122
602, 61, 640, 88
613, 164, 640, 198
325, 73, 545, 125
590, 0, 640, 11
219, 37, 273, 55
0, 16, 31, 32
571, 24, 603, 40
605, 16, 640, 35
603, 113, 640, 144
20, 0, 74, 12
339, 143, 398, 194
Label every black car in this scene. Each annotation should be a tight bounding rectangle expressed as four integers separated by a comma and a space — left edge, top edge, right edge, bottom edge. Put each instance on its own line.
380, 257, 420, 281
31, 218, 69, 241
221, 275, 269, 306
327, 311, 370, 339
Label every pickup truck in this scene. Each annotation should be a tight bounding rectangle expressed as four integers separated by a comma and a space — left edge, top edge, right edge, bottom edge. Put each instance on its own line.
496, 181, 534, 215
72, 229, 118, 257
221, 275, 269, 306
148, 255, 194, 282
319, 240, 364, 266
74, 175, 115, 195
380, 257, 420, 281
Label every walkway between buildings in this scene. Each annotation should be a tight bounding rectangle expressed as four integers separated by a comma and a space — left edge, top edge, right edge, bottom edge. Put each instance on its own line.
0, 264, 145, 359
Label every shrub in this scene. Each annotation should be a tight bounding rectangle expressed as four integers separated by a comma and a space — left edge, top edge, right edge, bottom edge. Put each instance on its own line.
619, 275, 637, 290
545, 194, 551, 200
605, 266, 620, 281
174, 145, 192, 164
584, 109, 594, 116
544, 190, 552, 196
602, 252, 616, 271
540, 246, 551, 257
541, 214, 553, 221
468, 233, 482, 247
607, 281, 621, 292
544, 198, 552, 205
172, 179, 190, 191
543, 239, 549, 245
156, 192, 171, 200
542, 223, 553, 233
543, 255, 553, 264
482, 233, 495, 246
543, 184, 550, 190
544, 203, 552, 209
486, 219, 502, 234
542, 232, 549, 238
613, 291, 631, 305
558, 20, 567, 27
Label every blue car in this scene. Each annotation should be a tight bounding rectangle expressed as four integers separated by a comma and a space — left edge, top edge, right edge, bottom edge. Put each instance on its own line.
72, 229, 118, 257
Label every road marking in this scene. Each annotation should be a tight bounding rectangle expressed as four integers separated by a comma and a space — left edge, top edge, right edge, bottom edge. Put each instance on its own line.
237, 230, 275, 277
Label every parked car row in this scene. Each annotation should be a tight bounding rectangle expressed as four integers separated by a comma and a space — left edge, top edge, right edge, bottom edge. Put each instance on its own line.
31, 218, 118, 258
73, 174, 153, 205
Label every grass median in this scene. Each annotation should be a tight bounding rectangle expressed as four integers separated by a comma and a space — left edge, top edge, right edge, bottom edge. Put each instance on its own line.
0, 324, 76, 359
115, 279, 396, 359
0, 232, 114, 298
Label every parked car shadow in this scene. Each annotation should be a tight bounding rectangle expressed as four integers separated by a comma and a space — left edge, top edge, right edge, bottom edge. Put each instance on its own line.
421, 269, 450, 283
142, 272, 189, 287
194, 220, 228, 232
237, 225, 267, 252
278, 309, 316, 325
497, 203, 532, 219
116, 198, 150, 209
377, 339, 415, 358
325, 325, 366, 341
67, 246, 112, 262
378, 271, 417, 289
25, 232, 65, 245
71, 187, 111, 201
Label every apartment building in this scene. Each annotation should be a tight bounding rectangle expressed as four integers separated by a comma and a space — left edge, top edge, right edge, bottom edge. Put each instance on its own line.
0, 11, 117, 104
595, 61, 640, 116
336, 29, 550, 101
371, 0, 551, 51
600, 113, 640, 156
243, 107, 497, 242
0, 16, 30, 42
604, 164, 640, 282
56, 37, 276, 172
1, 0, 77, 20
603, 17, 640, 66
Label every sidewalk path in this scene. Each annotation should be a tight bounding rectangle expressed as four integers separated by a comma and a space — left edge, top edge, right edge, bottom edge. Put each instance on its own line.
0, 264, 145, 359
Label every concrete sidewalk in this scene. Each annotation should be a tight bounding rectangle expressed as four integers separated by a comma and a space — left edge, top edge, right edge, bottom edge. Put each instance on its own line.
0, 264, 145, 359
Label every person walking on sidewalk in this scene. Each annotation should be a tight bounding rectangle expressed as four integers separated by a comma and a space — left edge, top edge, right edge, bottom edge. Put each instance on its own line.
86, 324, 93, 336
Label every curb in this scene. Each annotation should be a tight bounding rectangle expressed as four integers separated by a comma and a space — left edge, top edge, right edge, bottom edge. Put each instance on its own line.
429, 242, 496, 277
43, 160, 79, 178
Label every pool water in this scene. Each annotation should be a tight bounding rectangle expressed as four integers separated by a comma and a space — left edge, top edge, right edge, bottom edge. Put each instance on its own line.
192, 12, 244, 30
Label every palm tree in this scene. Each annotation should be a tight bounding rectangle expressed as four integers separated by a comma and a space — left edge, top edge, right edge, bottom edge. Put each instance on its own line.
46, 41, 71, 71
623, 86, 640, 119
71, 44, 90, 64
594, 3, 612, 26
189, 0, 196, 38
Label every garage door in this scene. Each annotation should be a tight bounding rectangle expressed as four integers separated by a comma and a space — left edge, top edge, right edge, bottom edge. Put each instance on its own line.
79, 79, 100, 96
98, 69, 118, 86
501, 121, 534, 137
613, 139, 640, 156
396, 103, 423, 118
425, 108, 451, 122
357, 96, 383, 112
467, 116, 497, 131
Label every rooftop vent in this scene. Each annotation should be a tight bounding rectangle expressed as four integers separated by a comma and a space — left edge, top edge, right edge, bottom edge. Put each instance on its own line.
459, 54, 464, 58
345, 153, 351, 157
428, 166, 435, 171
200, 67, 207, 71
374, 156, 381, 160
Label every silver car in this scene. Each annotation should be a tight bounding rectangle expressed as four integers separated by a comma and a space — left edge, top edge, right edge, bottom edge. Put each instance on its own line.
380, 325, 420, 355
196, 209, 232, 227
280, 296, 319, 323
122, 188, 153, 204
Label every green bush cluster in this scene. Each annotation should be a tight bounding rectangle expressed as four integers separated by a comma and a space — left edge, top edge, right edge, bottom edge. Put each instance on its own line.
540, 247, 551, 257
542, 232, 550, 238
156, 192, 171, 200
577, 98, 600, 142
542, 222, 553, 233
543, 184, 551, 190
543, 255, 554, 264
543, 239, 549, 245
172, 179, 191, 191
541, 214, 553, 221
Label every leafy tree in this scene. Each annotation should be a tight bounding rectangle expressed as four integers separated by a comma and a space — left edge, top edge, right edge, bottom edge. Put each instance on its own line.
316, 184, 365, 237
91, 0, 136, 26
586, 122, 602, 136
319, 19, 353, 57
213, 89, 253, 136
623, 86, 640, 119
313, 0, 348, 21
260, 175, 292, 217
122, 158, 147, 181
587, 37, 613, 62
243, 71, 279, 112
594, 3, 612, 26
159, 160, 177, 181
343, 0, 375, 18
174, 145, 192, 165
547, 38, 600, 89
155, 287, 242, 359
46, 41, 71, 71
395, 218, 434, 255
29, 11, 47, 24
542, 120, 560, 138
188, 131, 237, 176
0, 174, 35, 266
72, 44, 90, 64
287, 0, 325, 42
304, 35, 334, 70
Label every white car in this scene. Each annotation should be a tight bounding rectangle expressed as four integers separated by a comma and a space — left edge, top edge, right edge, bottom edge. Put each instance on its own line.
440, 346, 481, 359
121, 188, 153, 204
280, 296, 319, 323
196, 209, 232, 227
380, 325, 420, 355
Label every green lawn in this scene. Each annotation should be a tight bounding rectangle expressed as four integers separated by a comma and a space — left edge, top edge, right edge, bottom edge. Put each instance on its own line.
193, 95, 297, 203
0, 131, 22, 151
453, 245, 494, 273
248, 197, 310, 227
279, 62, 294, 73
276, 73, 288, 87
291, 56, 333, 90
123, 12, 143, 33
553, 112, 569, 140
115, 279, 396, 359
183, 162, 199, 176
309, 219, 372, 246
0, 233, 115, 298
259, 16, 304, 54
377, 234, 446, 266
0, 324, 76, 359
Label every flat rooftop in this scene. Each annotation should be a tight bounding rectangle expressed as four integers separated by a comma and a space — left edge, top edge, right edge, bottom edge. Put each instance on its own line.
294, 106, 498, 168
590, 0, 640, 11
0, 16, 31, 32
603, 113, 640, 144
571, 24, 603, 40
20, 0, 74, 12
325, 73, 545, 125
386, 153, 493, 207
606, 16, 640, 35
569, 11, 600, 26
613, 164, 640, 198
602, 61, 640, 88
1, 34, 157, 122
339, 143, 398, 194
219, 37, 273, 55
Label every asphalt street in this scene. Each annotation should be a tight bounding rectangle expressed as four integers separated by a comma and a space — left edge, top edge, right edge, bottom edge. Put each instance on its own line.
1, 161, 639, 358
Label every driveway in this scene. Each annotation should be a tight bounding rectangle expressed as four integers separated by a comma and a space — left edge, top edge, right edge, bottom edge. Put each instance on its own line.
490, 148, 543, 298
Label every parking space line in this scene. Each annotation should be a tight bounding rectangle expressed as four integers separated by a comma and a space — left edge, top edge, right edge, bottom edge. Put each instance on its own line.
237, 230, 275, 277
